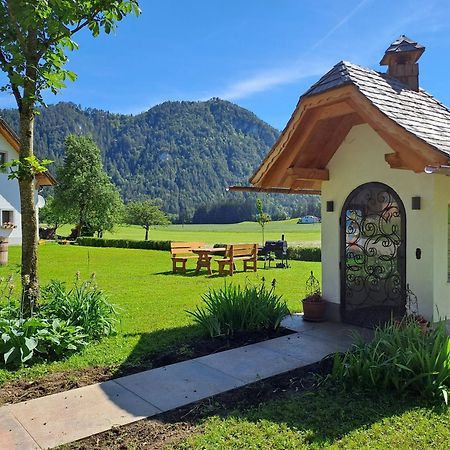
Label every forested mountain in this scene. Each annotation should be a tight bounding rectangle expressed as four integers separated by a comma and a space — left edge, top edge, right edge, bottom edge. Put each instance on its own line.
0, 99, 320, 222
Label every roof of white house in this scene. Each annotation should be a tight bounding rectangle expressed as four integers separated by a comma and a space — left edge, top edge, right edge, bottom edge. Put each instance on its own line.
0, 116, 57, 186
303, 61, 450, 158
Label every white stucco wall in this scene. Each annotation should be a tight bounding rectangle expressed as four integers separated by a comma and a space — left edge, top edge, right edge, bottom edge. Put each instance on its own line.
320, 123, 449, 322
0, 134, 23, 245
432, 174, 450, 321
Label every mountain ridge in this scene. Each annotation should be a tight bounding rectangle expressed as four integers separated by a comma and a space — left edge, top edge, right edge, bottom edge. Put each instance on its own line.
0, 99, 319, 221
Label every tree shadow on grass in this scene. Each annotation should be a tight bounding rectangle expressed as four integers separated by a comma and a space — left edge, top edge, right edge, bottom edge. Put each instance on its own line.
225, 387, 434, 446
154, 269, 216, 277
113, 323, 205, 376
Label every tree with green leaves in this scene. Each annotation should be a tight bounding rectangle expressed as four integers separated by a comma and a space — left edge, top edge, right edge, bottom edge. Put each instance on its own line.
126, 200, 170, 240
0, 1, 140, 314
256, 198, 271, 245
39, 194, 68, 231
54, 135, 123, 238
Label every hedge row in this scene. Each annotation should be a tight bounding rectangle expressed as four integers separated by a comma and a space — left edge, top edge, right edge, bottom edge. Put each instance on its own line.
76, 237, 321, 262
76, 237, 171, 251
286, 246, 321, 262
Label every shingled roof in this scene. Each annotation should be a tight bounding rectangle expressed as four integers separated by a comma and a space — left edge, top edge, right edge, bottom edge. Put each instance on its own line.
303, 61, 450, 158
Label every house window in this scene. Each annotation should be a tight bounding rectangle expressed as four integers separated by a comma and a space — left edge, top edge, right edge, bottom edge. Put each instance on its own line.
0, 152, 6, 172
1, 210, 13, 226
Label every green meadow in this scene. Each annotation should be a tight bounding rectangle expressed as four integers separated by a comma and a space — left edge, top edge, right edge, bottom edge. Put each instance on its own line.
56, 219, 321, 247
0, 241, 320, 383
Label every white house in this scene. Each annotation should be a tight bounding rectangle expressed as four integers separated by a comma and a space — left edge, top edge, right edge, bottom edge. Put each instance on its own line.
0, 117, 56, 245
232, 36, 450, 327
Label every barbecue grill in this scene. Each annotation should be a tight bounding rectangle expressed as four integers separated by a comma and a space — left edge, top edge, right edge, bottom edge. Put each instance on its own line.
259, 235, 289, 268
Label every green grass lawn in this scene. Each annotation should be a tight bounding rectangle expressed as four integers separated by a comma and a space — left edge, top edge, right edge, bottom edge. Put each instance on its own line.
176, 389, 450, 449
0, 243, 320, 383
56, 219, 321, 247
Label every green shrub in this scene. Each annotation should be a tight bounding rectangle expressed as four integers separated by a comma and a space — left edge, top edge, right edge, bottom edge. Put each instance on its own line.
187, 280, 289, 337
41, 275, 118, 340
286, 246, 321, 262
331, 318, 450, 403
0, 274, 117, 366
76, 237, 171, 251
0, 317, 87, 365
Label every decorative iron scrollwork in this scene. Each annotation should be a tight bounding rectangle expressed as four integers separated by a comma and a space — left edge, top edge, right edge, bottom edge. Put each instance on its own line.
341, 183, 406, 328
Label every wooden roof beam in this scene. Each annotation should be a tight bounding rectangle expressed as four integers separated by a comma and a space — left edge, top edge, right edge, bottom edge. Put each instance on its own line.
250, 85, 356, 186
286, 167, 329, 180
227, 185, 321, 195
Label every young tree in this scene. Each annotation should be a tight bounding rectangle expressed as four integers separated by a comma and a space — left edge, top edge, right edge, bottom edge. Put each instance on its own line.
54, 135, 123, 237
256, 198, 271, 245
39, 195, 68, 231
126, 200, 170, 240
0, 1, 140, 314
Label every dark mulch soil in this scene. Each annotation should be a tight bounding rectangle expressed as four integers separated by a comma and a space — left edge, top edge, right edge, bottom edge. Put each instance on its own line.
64, 357, 334, 450
0, 328, 293, 406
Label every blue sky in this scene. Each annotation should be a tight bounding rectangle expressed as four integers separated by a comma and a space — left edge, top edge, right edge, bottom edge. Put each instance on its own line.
1, 0, 450, 129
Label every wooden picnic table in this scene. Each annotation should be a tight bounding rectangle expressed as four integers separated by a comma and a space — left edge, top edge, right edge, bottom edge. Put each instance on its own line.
192, 247, 226, 274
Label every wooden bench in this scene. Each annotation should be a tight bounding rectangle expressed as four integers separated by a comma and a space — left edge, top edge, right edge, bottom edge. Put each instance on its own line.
171, 242, 205, 273
216, 243, 258, 276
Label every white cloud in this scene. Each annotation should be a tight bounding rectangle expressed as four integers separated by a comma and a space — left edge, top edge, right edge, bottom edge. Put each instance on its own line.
213, 0, 373, 101
216, 62, 328, 101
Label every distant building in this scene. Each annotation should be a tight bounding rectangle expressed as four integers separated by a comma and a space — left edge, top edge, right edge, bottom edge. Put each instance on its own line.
0, 118, 56, 244
297, 215, 320, 224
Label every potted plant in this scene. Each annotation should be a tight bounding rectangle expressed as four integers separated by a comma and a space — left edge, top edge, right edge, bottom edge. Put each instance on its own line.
412, 314, 429, 334
302, 271, 327, 321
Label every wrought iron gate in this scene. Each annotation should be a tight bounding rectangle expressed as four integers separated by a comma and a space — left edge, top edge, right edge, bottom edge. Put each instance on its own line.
340, 182, 406, 328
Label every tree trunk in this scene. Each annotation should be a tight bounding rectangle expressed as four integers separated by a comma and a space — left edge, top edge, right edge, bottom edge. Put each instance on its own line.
18, 105, 39, 317
145, 227, 149, 241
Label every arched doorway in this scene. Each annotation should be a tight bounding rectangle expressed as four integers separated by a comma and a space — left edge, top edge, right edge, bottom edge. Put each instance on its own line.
340, 182, 406, 328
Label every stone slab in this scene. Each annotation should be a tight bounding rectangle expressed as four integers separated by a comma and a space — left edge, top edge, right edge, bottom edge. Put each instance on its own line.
8, 380, 160, 449
300, 321, 373, 345
0, 409, 40, 450
198, 343, 304, 383
258, 333, 350, 365
115, 359, 245, 412
282, 314, 373, 344
281, 314, 319, 333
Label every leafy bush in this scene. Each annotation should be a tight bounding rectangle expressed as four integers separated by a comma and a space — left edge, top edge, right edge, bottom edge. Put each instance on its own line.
0, 317, 87, 365
287, 246, 321, 262
187, 280, 289, 337
331, 318, 450, 403
0, 274, 117, 366
41, 274, 118, 340
76, 237, 171, 251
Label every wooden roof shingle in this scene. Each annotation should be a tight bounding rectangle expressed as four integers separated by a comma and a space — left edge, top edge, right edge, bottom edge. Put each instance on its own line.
303, 61, 450, 158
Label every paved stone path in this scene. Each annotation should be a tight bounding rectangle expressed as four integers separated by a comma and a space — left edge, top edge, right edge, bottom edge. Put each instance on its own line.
0, 316, 371, 449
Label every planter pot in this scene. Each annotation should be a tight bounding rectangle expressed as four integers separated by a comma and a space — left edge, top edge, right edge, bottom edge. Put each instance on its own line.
418, 321, 428, 335
302, 298, 327, 322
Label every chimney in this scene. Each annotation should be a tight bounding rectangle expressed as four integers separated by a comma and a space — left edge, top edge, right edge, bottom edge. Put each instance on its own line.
380, 35, 425, 91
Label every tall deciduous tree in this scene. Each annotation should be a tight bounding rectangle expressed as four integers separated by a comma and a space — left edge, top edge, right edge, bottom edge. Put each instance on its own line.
0, 0, 140, 315
54, 135, 123, 237
126, 200, 170, 240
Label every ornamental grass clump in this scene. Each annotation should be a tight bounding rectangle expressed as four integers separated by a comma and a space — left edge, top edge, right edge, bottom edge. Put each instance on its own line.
40, 273, 118, 340
187, 279, 289, 337
331, 317, 450, 403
